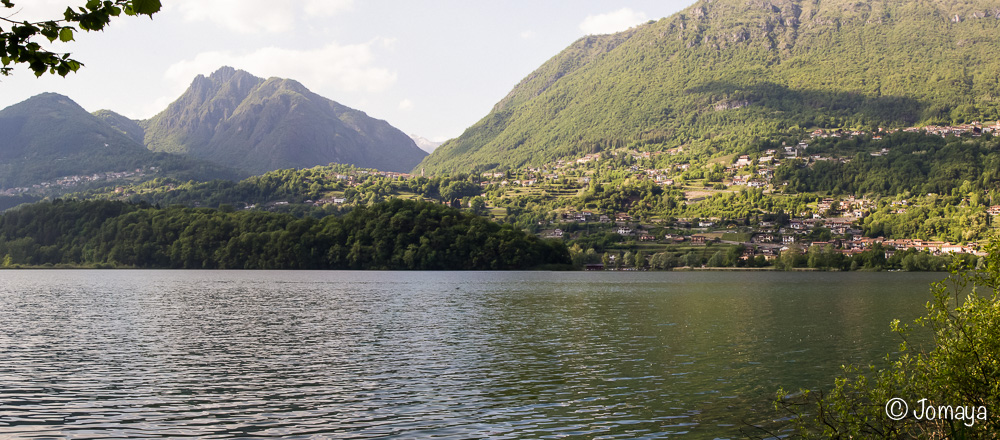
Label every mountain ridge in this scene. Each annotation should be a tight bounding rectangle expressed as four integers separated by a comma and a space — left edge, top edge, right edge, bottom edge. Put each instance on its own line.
93, 109, 145, 145
410, 134, 444, 153
144, 67, 427, 174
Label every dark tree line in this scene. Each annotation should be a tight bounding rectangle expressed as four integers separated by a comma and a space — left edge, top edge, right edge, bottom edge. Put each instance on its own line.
0, 199, 570, 270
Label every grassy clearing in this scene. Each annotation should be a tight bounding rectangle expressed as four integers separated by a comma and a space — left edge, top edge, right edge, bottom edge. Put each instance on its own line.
721, 232, 752, 242
708, 153, 737, 166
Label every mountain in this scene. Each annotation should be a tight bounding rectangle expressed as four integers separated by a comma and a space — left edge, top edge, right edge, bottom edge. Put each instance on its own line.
93, 109, 145, 145
0, 93, 241, 189
410, 134, 445, 153
417, 0, 1000, 174
143, 67, 428, 175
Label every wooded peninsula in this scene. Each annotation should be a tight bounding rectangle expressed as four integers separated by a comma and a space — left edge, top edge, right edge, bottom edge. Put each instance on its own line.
0, 199, 570, 270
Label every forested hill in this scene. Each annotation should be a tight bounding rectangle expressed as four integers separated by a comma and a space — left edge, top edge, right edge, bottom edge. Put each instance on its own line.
143, 67, 428, 175
93, 109, 145, 145
0, 199, 569, 270
0, 93, 242, 189
418, 0, 1000, 174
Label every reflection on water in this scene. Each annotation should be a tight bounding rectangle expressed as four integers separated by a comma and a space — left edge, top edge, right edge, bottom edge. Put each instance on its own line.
0, 270, 940, 438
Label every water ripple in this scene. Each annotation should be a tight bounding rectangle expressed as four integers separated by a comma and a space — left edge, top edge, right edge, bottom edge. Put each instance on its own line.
0, 270, 937, 438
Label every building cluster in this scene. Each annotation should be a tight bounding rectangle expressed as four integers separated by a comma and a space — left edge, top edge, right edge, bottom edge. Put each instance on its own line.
902, 120, 1000, 137
328, 170, 414, 188
502, 122, 1000, 194
1, 168, 156, 196
540, 201, 981, 260
738, 227, 981, 260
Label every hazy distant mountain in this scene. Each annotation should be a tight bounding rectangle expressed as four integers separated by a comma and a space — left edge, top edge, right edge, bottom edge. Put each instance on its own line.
143, 67, 428, 174
0, 93, 240, 188
418, 0, 1000, 173
409, 134, 444, 153
93, 109, 145, 145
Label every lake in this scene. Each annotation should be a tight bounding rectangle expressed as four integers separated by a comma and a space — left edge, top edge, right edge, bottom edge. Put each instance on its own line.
0, 270, 944, 438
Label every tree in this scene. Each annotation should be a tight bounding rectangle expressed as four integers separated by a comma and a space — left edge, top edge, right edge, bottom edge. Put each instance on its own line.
807, 245, 825, 269
707, 251, 726, 267
1, 0, 161, 77
776, 245, 801, 270
684, 251, 702, 268
440, 180, 480, 203
775, 243, 1000, 438
622, 251, 635, 268
469, 196, 487, 216
569, 244, 587, 268
649, 252, 665, 269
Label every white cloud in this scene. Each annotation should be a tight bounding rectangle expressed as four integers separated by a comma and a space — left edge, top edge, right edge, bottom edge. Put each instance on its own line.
304, 0, 354, 17
378, 37, 398, 50
171, 0, 294, 33
169, 0, 354, 34
398, 99, 414, 111
6, 0, 353, 32
579, 8, 649, 35
164, 41, 397, 96
142, 95, 177, 118
520, 30, 536, 40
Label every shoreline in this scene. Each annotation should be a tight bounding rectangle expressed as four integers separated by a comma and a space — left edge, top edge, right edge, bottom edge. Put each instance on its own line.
0, 266, 947, 273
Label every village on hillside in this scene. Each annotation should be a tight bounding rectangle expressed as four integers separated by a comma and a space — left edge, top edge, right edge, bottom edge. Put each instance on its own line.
0, 167, 159, 197
5, 122, 996, 267
254, 122, 1000, 265
471, 123, 1000, 264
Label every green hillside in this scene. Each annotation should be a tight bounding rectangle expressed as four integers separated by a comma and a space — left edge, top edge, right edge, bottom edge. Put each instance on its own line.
143, 67, 428, 175
92, 109, 146, 145
418, 0, 1000, 174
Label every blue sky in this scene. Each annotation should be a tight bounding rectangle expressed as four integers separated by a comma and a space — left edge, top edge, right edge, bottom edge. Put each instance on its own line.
2, 0, 697, 143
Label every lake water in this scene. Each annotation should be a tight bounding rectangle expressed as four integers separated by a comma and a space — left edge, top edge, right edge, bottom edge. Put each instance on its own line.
0, 270, 944, 439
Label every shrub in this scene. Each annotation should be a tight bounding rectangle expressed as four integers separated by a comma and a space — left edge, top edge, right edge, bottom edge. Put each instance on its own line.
772, 243, 1000, 438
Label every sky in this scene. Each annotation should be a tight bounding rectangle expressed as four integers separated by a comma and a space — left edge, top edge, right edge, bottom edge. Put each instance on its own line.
2, 0, 697, 145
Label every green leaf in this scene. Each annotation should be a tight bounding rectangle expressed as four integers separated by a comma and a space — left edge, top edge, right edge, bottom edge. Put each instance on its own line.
58, 27, 74, 43
40, 27, 58, 43
129, 0, 161, 16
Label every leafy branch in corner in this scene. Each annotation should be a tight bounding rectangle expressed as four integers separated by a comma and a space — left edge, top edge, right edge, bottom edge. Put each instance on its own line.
0, 0, 160, 77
